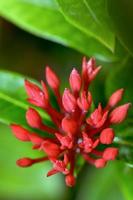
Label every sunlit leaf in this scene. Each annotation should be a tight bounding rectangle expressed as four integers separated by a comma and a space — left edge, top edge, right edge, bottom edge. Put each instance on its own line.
0, 0, 118, 62
57, 0, 115, 51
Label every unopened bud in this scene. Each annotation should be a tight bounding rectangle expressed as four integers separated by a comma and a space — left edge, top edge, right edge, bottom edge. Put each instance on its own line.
109, 103, 131, 124
103, 147, 118, 161
25, 80, 48, 108
62, 117, 77, 135
95, 158, 106, 168
100, 128, 114, 144
65, 174, 76, 187
45, 66, 60, 90
107, 88, 124, 108
42, 140, 60, 158
10, 124, 30, 141
17, 157, 34, 167
26, 108, 42, 128
69, 68, 81, 92
77, 91, 92, 111
62, 89, 77, 113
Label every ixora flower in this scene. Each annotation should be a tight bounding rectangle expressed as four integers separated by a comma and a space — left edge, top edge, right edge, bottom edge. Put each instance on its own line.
11, 57, 131, 187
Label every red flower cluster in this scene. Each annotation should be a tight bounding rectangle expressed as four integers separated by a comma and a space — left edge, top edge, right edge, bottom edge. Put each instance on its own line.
11, 57, 131, 187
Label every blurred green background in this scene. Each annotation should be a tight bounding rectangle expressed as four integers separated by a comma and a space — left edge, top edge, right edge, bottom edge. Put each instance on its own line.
0, 0, 133, 199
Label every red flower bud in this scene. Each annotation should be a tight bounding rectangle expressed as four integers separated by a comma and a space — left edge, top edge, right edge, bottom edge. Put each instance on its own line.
53, 160, 69, 174
89, 66, 101, 82
26, 108, 42, 128
87, 104, 108, 128
45, 66, 60, 90
17, 157, 34, 167
100, 128, 115, 144
82, 56, 88, 80
87, 57, 96, 75
47, 156, 69, 177
77, 91, 92, 112
62, 89, 77, 112
10, 124, 30, 141
55, 133, 73, 149
25, 80, 48, 108
80, 132, 99, 153
81, 132, 93, 152
41, 80, 49, 100
42, 140, 61, 158
28, 133, 44, 145
82, 57, 101, 83
62, 117, 77, 135
107, 88, 124, 108
95, 158, 106, 168
65, 174, 76, 187
109, 103, 131, 124
69, 68, 81, 92
103, 147, 118, 161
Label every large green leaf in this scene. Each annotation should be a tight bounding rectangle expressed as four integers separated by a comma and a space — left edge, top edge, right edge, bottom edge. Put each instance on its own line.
57, 0, 115, 51
0, 70, 48, 126
107, 0, 133, 56
0, 0, 117, 62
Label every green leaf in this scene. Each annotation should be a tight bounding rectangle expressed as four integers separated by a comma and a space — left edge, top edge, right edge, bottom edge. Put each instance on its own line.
57, 0, 115, 51
107, 0, 133, 56
105, 56, 133, 116
25, 0, 59, 9
0, 70, 48, 126
0, 0, 118, 62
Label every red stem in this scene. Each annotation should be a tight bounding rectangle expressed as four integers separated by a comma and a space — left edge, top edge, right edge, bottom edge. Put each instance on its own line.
33, 156, 49, 164
82, 153, 95, 165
